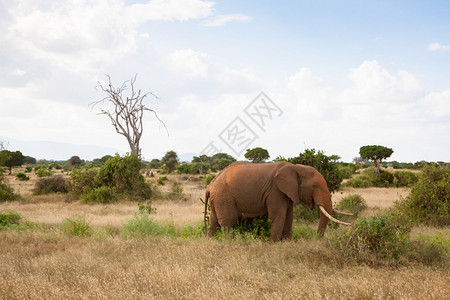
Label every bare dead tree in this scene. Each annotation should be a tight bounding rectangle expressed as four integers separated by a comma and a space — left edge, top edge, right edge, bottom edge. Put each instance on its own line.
90, 74, 167, 157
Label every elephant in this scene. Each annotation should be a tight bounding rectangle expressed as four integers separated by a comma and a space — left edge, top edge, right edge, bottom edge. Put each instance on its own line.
203, 161, 352, 242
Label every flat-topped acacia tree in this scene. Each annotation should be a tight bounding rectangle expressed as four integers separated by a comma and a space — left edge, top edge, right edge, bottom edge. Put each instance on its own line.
91, 75, 166, 157
359, 145, 393, 176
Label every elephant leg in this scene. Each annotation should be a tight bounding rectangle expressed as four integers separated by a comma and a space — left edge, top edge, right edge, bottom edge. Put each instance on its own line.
282, 204, 293, 240
267, 202, 288, 242
208, 202, 221, 237
213, 197, 240, 233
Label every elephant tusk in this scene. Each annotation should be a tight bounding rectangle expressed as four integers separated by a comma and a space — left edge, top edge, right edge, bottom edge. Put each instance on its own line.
332, 208, 353, 216
319, 206, 351, 226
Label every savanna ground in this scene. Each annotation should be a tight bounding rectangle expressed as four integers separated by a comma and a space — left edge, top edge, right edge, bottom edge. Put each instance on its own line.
1, 168, 449, 299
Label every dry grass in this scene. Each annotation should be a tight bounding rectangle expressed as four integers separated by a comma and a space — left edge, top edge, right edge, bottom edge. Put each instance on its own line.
1, 170, 449, 299
0, 231, 448, 299
333, 187, 411, 209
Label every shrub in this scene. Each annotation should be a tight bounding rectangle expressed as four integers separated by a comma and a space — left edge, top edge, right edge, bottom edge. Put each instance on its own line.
335, 194, 367, 216
81, 186, 117, 204
0, 211, 21, 229
344, 175, 371, 188
333, 213, 411, 264
25, 166, 33, 173
157, 176, 168, 185
67, 154, 153, 202
204, 174, 215, 185
66, 167, 98, 198
345, 167, 394, 188
61, 215, 93, 236
96, 154, 145, 193
294, 205, 320, 223
232, 214, 271, 239
177, 162, 203, 174
0, 182, 20, 202
393, 170, 418, 187
338, 164, 360, 179
371, 169, 394, 187
394, 166, 449, 226
33, 175, 68, 195
121, 212, 177, 238
164, 181, 185, 200
35, 168, 53, 177
408, 234, 450, 266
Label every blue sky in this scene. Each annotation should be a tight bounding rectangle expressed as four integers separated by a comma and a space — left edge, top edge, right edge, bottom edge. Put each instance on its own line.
0, 0, 449, 162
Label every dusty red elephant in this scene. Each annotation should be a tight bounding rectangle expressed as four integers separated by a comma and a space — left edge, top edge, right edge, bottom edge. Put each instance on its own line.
204, 161, 352, 242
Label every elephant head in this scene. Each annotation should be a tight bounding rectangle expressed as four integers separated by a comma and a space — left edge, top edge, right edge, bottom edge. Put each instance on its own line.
274, 164, 351, 235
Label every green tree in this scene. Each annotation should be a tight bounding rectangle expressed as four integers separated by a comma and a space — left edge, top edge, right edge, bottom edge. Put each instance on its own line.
244, 147, 270, 163
92, 155, 112, 167
359, 145, 394, 176
148, 158, 162, 169
210, 153, 236, 171
68, 156, 83, 167
287, 148, 343, 193
192, 155, 210, 174
23, 156, 37, 165
161, 151, 179, 173
0, 150, 24, 175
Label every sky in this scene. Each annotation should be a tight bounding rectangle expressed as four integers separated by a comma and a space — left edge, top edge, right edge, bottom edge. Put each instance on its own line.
0, 0, 449, 162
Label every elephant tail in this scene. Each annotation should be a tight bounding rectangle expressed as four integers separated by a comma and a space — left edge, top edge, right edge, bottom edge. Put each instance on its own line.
203, 189, 210, 235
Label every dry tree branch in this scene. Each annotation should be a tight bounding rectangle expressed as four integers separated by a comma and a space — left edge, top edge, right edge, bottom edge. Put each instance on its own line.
90, 74, 168, 157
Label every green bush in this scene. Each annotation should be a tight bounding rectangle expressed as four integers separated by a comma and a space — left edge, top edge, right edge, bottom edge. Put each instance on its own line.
204, 174, 215, 185
66, 167, 98, 197
121, 212, 177, 238
35, 168, 53, 177
344, 175, 371, 188
371, 169, 394, 187
97, 154, 145, 192
0, 211, 21, 229
232, 214, 271, 240
0, 182, 20, 202
25, 166, 33, 173
394, 166, 449, 226
338, 164, 361, 179
393, 170, 418, 187
81, 186, 117, 204
335, 194, 367, 216
67, 154, 152, 202
408, 234, 450, 266
15, 172, 29, 181
61, 215, 93, 237
177, 162, 203, 174
333, 213, 411, 264
33, 175, 68, 195
294, 205, 320, 223
345, 167, 394, 188
157, 176, 168, 185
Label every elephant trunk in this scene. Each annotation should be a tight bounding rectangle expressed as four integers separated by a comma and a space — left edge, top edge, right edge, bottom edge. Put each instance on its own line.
315, 190, 351, 236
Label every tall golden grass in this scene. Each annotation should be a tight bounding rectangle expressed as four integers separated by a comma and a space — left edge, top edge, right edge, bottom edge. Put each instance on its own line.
1, 231, 449, 299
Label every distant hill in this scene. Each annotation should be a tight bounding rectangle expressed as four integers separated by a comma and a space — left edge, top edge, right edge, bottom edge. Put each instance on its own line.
0, 137, 122, 161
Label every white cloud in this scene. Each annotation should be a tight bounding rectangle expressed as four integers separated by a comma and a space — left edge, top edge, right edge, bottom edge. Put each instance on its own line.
341, 60, 424, 104
169, 49, 210, 78
427, 43, 450, 52
129, 0, 214, 22
202, 13, 253, 27
3, 0, 215, 76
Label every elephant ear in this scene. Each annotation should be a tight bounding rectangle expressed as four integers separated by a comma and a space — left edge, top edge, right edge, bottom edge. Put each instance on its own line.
274, 165, 300, 204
